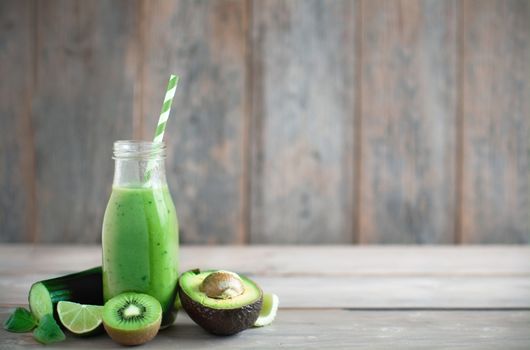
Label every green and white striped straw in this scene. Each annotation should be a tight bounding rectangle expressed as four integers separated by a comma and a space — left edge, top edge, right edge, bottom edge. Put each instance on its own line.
153, 74, 179, 144
144, 74, 179, 183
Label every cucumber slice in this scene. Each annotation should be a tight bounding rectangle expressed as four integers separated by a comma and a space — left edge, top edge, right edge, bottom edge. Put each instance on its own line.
253, 293, 279, 327
29, 283, 53, 321
29, 267, 103, 321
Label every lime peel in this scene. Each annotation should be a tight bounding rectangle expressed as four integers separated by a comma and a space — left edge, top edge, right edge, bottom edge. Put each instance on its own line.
253, 293, 279, 327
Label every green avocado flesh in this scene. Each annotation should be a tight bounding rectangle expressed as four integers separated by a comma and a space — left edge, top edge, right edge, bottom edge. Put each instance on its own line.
178, 269, 263, 335
179, 270, 261, 309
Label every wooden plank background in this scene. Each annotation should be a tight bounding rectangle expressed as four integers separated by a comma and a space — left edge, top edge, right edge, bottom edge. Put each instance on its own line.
138, 1, 248, 244
0, 0, 529, 244
460, 0, 530, 243
359, 0, 457, 244
249, 0, 356, 244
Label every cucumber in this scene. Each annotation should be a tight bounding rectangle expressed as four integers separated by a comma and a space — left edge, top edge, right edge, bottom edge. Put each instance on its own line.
29, 267, 103, 321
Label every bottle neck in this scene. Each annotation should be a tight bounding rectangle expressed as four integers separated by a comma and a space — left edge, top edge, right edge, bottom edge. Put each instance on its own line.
113, 158, 168, 188
112, 140, 168, 188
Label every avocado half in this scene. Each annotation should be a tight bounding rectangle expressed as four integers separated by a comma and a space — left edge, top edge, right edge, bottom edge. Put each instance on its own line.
178, 269, 263, 336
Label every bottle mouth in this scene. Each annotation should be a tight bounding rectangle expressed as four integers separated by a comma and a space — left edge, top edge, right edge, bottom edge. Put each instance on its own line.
113, 140, 166, 160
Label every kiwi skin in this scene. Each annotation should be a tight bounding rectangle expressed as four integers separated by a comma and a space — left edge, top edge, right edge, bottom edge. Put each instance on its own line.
102, 293, 162, 346
103, 320, 160, 346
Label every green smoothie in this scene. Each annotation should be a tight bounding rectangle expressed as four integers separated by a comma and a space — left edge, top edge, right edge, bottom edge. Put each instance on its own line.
102, 186, 178, 326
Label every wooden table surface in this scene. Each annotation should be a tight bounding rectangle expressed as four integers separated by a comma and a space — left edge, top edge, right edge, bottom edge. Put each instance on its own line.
1, 245, 529, 349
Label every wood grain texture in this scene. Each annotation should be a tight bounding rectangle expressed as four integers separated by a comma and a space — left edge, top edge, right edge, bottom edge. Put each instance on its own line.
31, 0, 138, 243
359, 0, 458, 244
1, 246, 529, 308
139, 0, 248, 244
1, 1, 530, 245
250, 0, 356, 243
2, 245, 529, 276
3, 272, 529, 308
2, 308, 530, 349
460, 0, 530, 243
1, 245, 530, 348
0, 0, 36, 243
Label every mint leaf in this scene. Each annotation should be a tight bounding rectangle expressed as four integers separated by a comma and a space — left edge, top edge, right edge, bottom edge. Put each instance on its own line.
3, 307, 37, 332
33, 314, 65, 344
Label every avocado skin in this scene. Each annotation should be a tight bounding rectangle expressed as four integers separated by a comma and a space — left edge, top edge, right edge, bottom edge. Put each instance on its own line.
179, 288, 263, 336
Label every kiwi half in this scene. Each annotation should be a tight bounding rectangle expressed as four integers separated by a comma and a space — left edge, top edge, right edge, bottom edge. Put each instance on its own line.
102, 292, 162, 346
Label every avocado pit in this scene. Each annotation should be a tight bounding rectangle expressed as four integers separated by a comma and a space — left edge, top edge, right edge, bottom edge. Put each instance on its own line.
199, 271, 245, 299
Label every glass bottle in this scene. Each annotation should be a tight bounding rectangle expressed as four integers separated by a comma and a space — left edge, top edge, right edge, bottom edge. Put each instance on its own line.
102, 140, 179, 327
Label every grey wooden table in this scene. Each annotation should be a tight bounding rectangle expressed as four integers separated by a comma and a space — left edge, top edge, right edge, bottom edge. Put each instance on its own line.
0, 245, 529, 349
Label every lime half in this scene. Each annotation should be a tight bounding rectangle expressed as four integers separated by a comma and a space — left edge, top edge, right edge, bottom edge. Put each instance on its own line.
57, 301, 103, 335
254, 293, 279, 327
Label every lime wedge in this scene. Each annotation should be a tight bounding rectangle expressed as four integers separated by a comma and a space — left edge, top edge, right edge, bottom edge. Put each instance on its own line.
57, 301, 103, 335
254, 293, 279, 327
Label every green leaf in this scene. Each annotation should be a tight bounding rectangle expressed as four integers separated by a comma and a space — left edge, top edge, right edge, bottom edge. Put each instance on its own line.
33, 314, 65, 344
3, 307, 37, 332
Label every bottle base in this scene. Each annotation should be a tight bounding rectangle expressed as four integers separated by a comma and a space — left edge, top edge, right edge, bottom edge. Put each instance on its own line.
160, 309, 177, 329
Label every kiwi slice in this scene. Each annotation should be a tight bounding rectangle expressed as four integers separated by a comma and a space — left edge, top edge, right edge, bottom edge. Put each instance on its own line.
102, 292, 162, 346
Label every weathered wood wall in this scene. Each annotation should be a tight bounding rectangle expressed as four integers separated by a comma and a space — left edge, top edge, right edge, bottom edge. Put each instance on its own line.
1, 0, 529, 244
